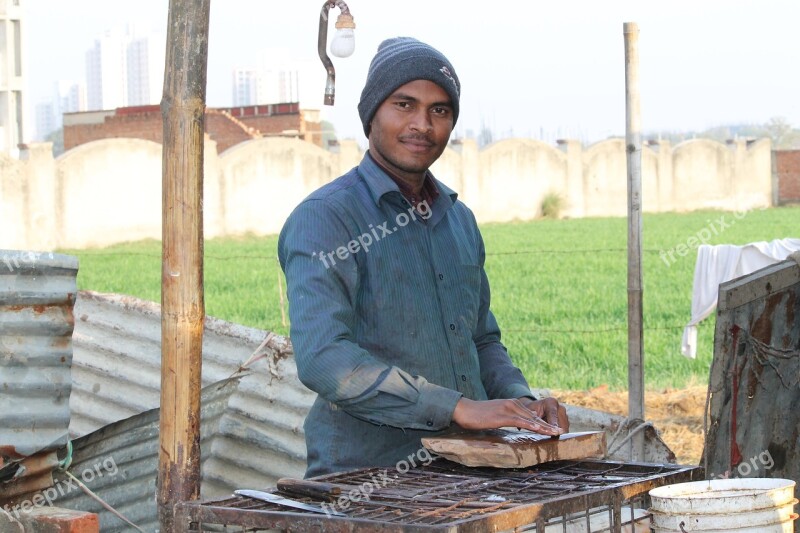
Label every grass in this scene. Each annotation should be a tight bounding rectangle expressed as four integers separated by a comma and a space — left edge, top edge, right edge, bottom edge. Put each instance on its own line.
62, 205, 799, 391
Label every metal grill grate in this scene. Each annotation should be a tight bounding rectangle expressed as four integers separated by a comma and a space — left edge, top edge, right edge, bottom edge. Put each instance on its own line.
176, 459, 702, 532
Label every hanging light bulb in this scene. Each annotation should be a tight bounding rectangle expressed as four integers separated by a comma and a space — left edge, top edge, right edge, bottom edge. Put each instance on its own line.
330, 13, 356, 58
318, 1, 356, 105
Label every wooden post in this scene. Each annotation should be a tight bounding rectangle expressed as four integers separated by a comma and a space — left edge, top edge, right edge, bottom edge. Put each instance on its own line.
624, 21, 645, 460
158, 0, 210, 530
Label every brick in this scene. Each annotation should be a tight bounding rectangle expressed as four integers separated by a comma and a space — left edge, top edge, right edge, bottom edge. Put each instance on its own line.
775, 149, 800, 204
63, 103, 319, 153
0, 506, 99, 533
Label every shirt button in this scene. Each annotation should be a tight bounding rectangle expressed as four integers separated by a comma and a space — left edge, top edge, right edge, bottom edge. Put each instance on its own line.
449, 324, 455, 331
461, 375, 467, 382
438, 273, 444, 280
426, 420, 433, 427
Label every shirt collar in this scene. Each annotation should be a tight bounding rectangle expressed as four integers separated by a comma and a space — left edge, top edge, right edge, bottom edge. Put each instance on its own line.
358, 150, 458, 208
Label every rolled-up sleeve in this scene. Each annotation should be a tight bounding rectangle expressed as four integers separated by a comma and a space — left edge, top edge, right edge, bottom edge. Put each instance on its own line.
278, 200, 462, 430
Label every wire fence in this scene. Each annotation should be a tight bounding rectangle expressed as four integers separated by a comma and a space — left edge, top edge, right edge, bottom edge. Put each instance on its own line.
69, 247, 690, 336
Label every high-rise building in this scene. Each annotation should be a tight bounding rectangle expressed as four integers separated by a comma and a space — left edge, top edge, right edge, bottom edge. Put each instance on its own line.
231, 49, 323, 109
127, 32, 164, 106
0, 0, 25, 157
85, 27, 164, 111
34, 81, 86, 140
35, 102, 54, 141
232, 68, 260, 106
61, 81, 87, 115
86, 30, 128, 111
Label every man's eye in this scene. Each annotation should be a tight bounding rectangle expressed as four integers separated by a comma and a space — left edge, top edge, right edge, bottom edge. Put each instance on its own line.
432, 107, 449, 115
395, 101, 411, 109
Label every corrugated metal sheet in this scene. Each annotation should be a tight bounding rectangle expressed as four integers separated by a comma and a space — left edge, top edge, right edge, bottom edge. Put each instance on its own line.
71, 290, 313, 493
17, 290, 311, 531
706, 258, 800, 501
0, 250, 78, 489
4, 289, 675, 531
45, 378, 240, 533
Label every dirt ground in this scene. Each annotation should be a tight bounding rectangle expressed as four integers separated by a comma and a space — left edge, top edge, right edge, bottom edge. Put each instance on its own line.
552, 385, 707, 466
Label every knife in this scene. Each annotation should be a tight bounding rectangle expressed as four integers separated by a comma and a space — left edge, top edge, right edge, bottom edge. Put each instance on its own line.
277, 477, 342, 502
235, 489, 346, 517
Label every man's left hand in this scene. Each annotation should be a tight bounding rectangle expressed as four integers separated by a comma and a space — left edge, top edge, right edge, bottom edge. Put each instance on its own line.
516, 396, 570, 433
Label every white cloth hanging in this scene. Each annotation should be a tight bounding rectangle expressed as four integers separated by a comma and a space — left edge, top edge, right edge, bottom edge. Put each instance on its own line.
681, 238, 800, 359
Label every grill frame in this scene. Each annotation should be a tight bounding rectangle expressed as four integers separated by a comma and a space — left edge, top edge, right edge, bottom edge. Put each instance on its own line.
176, 459, 703, 532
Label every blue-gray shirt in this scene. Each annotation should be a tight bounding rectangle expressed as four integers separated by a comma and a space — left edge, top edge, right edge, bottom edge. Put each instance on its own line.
278, 153, 534, 477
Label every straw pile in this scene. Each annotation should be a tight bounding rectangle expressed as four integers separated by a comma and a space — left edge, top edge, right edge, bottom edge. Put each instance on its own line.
552, 385, 706, 466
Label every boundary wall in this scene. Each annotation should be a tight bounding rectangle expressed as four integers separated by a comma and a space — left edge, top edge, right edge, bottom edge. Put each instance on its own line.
0, 136, 773, 249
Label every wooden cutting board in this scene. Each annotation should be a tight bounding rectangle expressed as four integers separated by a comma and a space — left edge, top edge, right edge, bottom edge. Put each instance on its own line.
421, 430, 606, 468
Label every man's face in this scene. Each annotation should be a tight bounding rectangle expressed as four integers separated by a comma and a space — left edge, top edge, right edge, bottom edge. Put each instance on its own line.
368, 79, 454, 183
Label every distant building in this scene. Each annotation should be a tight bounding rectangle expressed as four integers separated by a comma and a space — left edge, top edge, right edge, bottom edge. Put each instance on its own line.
34, 26, 159, 142
63, 102, 323, 153
127, 32, 164, 106
86, 30, 128, 110
0, 0, 25, 157
35, 81, 86, 140
35, 102, 54, 141
232, 68, 260, 107
85, 26, 163, 111
232, 49, 323, 109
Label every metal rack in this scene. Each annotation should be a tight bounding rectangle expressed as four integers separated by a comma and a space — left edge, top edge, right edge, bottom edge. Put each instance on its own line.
176, 459, 703, 532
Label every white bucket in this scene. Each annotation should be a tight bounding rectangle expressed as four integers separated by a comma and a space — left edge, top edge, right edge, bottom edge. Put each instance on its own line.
649, 478, 798, 532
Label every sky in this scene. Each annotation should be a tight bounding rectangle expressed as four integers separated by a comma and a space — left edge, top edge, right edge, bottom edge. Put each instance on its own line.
23, 0, 800, 145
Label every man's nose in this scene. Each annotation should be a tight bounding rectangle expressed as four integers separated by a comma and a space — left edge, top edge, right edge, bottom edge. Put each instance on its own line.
408, 110, 432, 132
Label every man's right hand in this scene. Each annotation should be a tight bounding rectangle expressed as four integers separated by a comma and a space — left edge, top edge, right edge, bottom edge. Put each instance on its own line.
451, 397, 566, 436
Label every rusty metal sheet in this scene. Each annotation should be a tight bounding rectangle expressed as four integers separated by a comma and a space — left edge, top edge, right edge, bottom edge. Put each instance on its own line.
3, 378, 241, 532
0, 250, 78, 466
706, 259, 800, 503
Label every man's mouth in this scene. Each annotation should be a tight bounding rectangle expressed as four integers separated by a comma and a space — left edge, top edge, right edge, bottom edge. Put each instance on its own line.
400, 136, 434, 152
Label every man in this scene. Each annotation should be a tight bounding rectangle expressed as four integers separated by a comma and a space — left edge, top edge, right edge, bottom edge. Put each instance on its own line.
278, 37, 568, 478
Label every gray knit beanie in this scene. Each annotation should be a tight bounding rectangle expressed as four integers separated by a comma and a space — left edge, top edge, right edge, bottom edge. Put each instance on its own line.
358, 37, 460, 137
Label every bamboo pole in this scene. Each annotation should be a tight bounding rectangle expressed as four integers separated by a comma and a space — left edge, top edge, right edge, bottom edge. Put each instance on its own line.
158, 0, 210, 530
624, 22, 645, 461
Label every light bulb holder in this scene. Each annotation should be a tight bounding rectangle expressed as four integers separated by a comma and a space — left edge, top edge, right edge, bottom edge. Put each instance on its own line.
318, 0, 356, 106
335, 13, 355, 30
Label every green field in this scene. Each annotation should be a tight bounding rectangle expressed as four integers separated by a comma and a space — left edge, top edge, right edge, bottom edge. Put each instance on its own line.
63, 206, 799, 391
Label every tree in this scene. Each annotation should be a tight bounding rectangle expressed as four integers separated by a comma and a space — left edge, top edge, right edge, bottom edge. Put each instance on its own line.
45, 128, 64, 157
477, 120, 493, 148
320, 120, 337, 149
762, 116, 800, 149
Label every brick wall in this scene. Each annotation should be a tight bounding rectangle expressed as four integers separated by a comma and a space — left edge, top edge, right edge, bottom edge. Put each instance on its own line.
63, 104, 310, 152
775, 149, 800, 204
239, 114, 303, 138
301, 115, 323, 146
206, 111, 260, 152
64, 106, 162, 151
